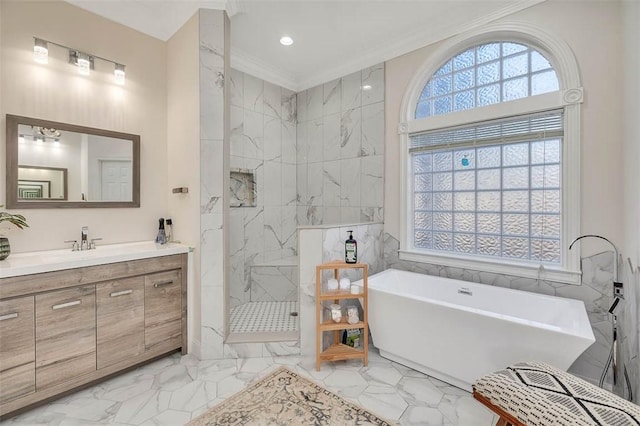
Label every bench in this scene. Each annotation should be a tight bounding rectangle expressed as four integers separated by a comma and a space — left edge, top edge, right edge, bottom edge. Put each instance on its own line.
472, 361, 640, 426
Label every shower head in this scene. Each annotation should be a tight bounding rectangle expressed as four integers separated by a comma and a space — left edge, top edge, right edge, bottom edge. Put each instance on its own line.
569, 234, 620, 284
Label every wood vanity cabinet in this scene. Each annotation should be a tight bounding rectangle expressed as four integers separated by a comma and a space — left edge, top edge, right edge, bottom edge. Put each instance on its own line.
0, 253, 188, 418
0, 296, 35, 404
145, 270, 182, 350
96, 276, 145, 369
35, 285, 96, 390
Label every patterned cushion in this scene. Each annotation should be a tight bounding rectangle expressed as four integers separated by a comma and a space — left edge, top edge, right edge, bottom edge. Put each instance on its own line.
473, 361, 640, 426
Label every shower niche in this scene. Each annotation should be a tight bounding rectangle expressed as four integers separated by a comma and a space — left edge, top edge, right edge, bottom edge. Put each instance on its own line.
230, 168, 256, 207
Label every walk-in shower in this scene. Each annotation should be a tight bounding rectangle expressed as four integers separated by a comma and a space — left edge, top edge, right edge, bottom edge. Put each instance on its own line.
227, 69, 298, 340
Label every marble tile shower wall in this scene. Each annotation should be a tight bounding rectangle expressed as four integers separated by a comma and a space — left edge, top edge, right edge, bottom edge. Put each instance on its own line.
228, 69, 297, 308
296, 64, 385, 226
382, 233, 616, 387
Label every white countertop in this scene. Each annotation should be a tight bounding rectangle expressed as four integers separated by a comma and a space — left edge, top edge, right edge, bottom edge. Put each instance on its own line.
0, 241, 191, 279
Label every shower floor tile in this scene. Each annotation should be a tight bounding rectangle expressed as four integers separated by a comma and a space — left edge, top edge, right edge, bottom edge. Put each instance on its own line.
230, 301, 298, 333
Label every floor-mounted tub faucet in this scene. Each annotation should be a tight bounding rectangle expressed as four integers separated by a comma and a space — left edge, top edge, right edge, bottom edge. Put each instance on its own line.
569, 234, 627, 394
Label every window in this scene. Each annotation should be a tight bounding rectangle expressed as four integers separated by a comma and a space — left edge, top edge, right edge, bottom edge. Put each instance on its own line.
415, 42, 559, 118
410, 110, 563, 263
399, 29, 583, 284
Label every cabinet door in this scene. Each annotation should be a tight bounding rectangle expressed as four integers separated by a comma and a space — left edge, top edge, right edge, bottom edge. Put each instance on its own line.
145, 270, 181, 350
35, 286, 96, 390
0, 296, 35, 403
96, 276, 145, 369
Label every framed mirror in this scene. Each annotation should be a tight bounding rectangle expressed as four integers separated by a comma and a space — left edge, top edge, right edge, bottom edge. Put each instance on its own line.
6, 114, 140, 208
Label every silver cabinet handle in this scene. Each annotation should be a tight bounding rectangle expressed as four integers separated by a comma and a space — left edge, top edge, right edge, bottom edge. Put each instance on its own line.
52, 300, 81, 310
153, 280, 174, 288
110, 289, 133, 297
0, 313, 18, 321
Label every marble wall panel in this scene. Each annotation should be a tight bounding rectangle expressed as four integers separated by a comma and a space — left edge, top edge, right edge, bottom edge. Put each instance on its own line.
323, 113, 341, 162
298, 228, 324, 356
323, 78, 341, 116
340, 108, 362, 160
306, 85, 323, 121
282, 121, 297, 164
263, 115, 282, 161
323, 160, 341, 207
263, 81, 282, 119
228, 69, 298, 315
296, 63, 385, 227
282, 88, 297, 124
342, 70, 362, 111
362, 64, 384, 106
361, 102, 385, 157
361, 155, 384, 208
229, 68, 243, 108
199, 9, 227, 360
243, 73, 264, 113
250, 265, 298, 302
308, 119, 324, 164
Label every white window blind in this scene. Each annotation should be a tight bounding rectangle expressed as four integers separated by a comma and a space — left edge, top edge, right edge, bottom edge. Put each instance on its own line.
410, 109, 563, 152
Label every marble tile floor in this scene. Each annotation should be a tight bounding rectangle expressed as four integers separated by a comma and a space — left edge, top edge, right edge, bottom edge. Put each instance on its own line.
2, 348, 498, 426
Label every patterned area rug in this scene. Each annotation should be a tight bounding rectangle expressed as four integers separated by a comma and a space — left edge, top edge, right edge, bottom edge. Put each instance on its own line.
187, 366, 394, 426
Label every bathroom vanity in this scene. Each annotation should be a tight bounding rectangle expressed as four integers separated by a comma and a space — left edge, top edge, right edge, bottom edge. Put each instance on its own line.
0, 242, 189, 418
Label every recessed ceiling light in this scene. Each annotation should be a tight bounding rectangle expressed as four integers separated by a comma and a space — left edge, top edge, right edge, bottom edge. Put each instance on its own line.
362, 85, 372, 91
280, 36, 294, 46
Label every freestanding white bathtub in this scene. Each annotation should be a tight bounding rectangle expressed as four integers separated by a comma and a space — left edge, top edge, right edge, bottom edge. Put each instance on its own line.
354, 269, 595, 391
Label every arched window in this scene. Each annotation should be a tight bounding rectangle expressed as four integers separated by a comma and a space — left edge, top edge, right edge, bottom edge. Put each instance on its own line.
415, 42, 559, 118
399, 26, 583, 284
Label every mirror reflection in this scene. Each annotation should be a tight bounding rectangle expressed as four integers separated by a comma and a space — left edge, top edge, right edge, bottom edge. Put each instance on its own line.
18, 165, 68, 200
6, 115, 140, 208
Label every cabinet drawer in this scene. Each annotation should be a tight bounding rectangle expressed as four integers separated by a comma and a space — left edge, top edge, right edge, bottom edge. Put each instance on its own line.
96, 277, 145, 369
0, 296, 35, 372
35, 286, 96, 389
0, 362, 35, 404
145, 270, 181, 350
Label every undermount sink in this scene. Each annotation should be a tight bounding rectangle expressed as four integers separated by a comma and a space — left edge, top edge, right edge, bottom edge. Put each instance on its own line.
0, 241, 190, 279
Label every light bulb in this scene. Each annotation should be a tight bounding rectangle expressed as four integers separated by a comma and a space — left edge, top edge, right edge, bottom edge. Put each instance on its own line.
114, 63, 125, 85
279, 35, 293, 46
77, 52, 90, 76
33, 38, 48, 64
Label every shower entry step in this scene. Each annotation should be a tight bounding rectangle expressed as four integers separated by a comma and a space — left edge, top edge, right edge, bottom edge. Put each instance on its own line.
230, 301, 299, 334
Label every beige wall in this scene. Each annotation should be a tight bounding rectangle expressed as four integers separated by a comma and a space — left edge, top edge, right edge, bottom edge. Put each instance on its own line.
623, 0, 640, 267
166, 13, 201, 347
384, 0, 625, 258
0, 1, 168, 252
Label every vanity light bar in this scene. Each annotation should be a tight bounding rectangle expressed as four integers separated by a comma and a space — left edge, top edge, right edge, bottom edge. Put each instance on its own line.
33, 37, 126, 84
19, 133, 60, 144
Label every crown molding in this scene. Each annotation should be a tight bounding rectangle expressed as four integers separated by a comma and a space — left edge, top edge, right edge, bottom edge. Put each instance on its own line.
231, 47, 299, 92
294, 0, 545, 91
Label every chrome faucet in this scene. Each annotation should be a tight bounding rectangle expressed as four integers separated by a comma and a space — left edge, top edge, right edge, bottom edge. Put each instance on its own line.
81, 226, 89, 250
569, 234, 624, 390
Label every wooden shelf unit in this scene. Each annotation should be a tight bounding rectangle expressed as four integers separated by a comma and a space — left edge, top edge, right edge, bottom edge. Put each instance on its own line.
315, 261, 368, 371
